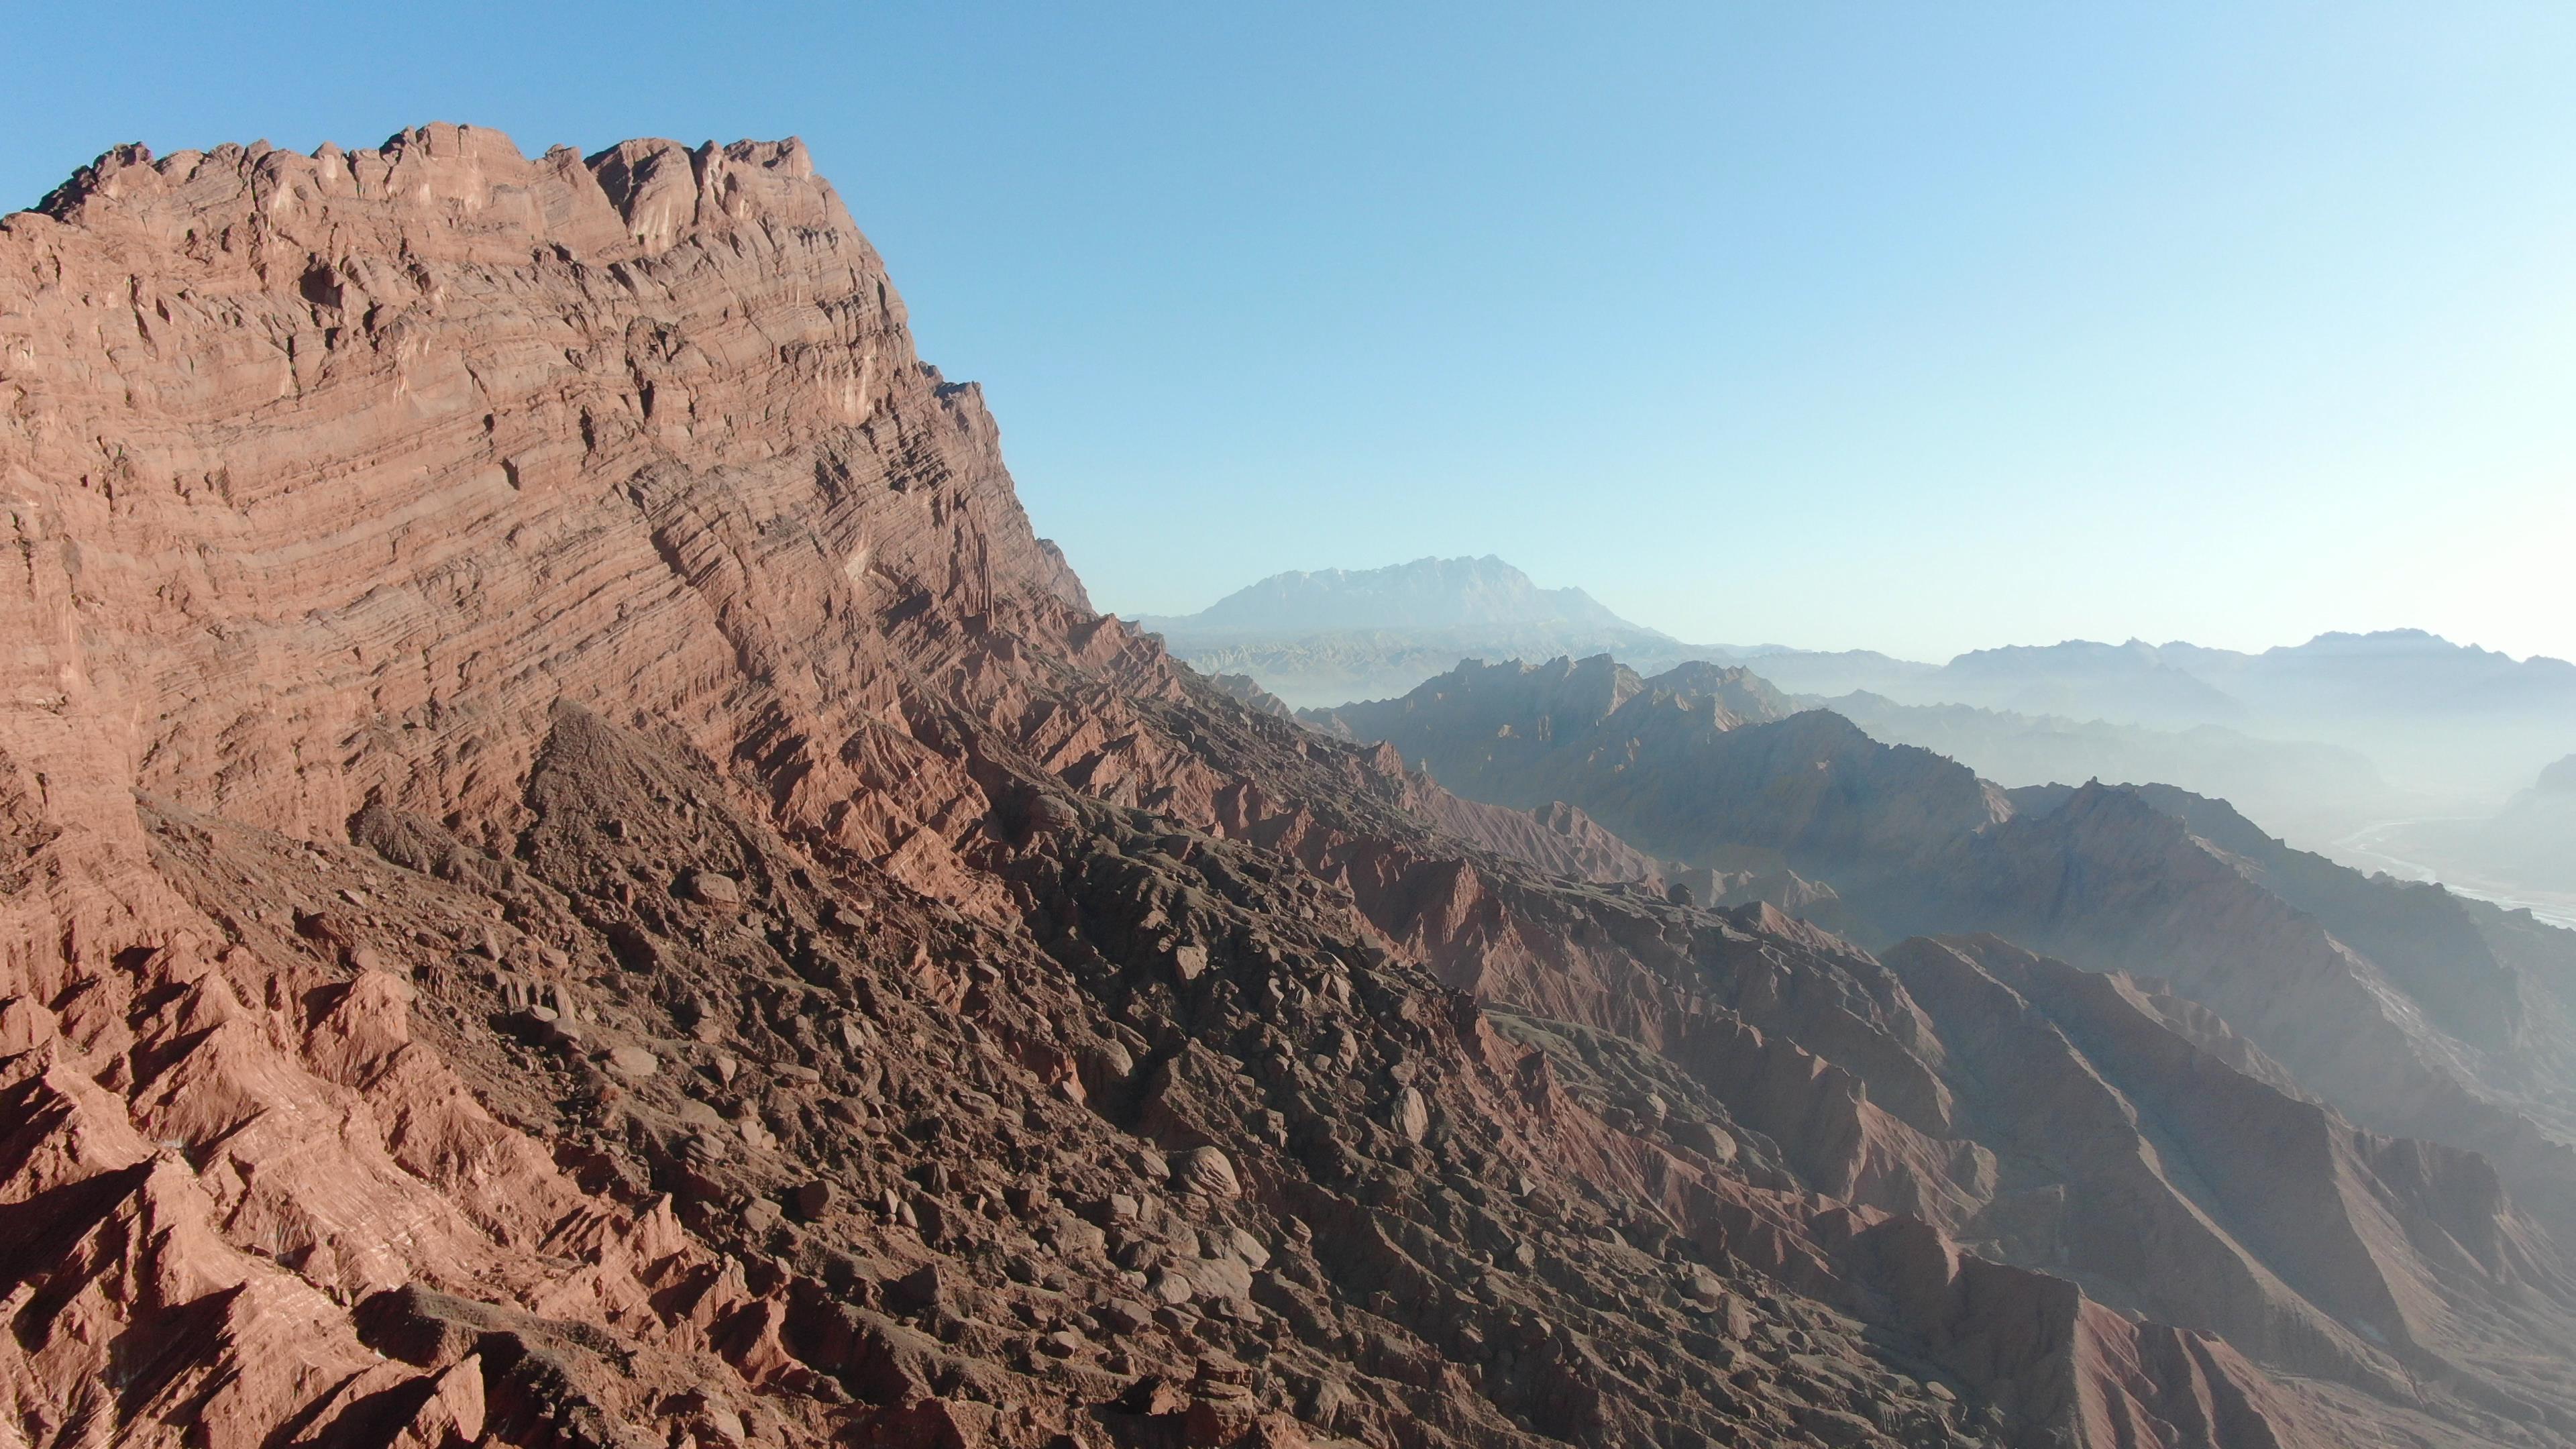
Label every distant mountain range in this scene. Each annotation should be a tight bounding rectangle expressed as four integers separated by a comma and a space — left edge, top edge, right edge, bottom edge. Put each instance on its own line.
1776, 632, 2576, 799
1145, 558, 2576, 850
1808, 691, 2414, 845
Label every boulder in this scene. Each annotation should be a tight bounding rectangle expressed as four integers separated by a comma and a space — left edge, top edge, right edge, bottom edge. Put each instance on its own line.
1390, 1086, 1430, 1144
1173, 1146, 1241, 1199
683, 871, 743, 909
1671, 1118, 1736, 1164
887, 1262, 945, 1316
606, 1044, 659, 1079
1223, 1227, 1271, 1271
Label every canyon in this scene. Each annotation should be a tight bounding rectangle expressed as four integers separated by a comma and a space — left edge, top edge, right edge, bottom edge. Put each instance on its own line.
2, 125, 2572, 1449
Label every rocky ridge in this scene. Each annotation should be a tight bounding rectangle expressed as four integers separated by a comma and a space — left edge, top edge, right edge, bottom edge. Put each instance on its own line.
0, 127, 2561, 1449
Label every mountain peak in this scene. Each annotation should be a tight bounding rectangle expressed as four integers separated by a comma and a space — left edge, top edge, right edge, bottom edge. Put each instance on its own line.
2275, 628, 2475, 657
1143, 555, 1654, 637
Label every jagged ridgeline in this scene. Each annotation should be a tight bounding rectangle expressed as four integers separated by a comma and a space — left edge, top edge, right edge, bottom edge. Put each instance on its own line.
2, 125, 2571, 1449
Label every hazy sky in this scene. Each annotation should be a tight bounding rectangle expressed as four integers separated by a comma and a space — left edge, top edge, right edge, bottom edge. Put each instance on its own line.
10, 3, 2573, 662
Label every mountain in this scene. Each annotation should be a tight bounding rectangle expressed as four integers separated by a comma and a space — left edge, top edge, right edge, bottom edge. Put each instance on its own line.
1145, 555, 1644, 635
1319, 658, 2576, 1229
1870, 933, 2576, 1424
2165, 630, 2576, 722
7, 125, 2575, 1449
1908, 785, 2576, 1173
1320, 662, 2576, 1436
1707, 647, 1941, 700
1157, 544, 2573, 822
1167, 551, 2572, 835
1307, 658, 2009, 890
2147, 632, 2576, 800
1136, 557, 1713, 705
1931, 641, 2251, 730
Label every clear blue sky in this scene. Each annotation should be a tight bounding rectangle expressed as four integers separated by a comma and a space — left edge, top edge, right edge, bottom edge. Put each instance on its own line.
11, 3, 2573, 661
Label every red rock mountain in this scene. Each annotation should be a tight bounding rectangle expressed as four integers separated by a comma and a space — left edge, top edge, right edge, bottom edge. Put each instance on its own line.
2, 126, 2570, 1449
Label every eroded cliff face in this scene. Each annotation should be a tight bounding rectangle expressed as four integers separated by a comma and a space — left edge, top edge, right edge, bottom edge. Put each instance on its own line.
4, 125, 1082, 912
0, 127, 2561, 1449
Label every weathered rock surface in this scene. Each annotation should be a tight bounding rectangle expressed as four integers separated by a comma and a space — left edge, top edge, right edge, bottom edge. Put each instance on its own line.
3, 125, 2565, 1449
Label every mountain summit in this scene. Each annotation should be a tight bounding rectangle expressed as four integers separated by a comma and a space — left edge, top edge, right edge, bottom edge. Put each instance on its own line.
1141, 555, 1651, 637
1137, 556, 1699, 706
